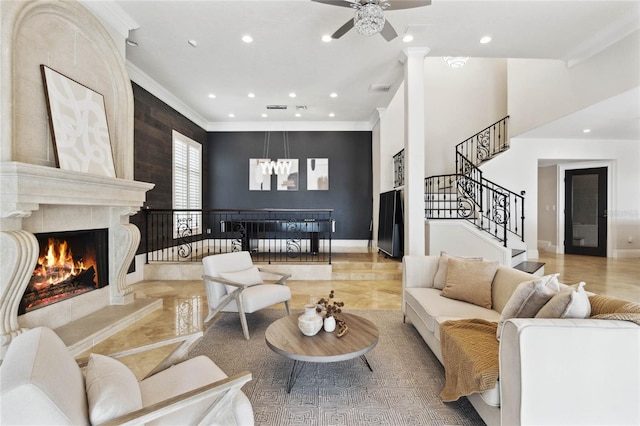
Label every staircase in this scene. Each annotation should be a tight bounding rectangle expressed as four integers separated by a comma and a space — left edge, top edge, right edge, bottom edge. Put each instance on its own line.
425, 116, 543, 274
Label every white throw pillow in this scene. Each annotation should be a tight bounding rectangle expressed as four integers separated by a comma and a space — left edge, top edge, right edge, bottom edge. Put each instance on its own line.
496, 274, 560, 340
219, 265, 264, 294
433, 252, 483, 290
85, 353, 143, 425
535, 282, 591, 319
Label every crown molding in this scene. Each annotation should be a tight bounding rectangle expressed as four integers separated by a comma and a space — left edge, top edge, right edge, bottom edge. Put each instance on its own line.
205, 121, 373, 132
79, 0, 138, 39
563, 12, 640, 68
126, 62, 209, 129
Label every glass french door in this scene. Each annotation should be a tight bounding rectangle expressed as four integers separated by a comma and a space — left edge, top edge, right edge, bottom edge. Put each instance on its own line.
564, 167, 607, 256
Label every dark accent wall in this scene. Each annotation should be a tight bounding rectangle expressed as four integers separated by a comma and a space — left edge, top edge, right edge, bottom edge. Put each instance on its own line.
207, 131, 372, 239
130, 82, 207, 253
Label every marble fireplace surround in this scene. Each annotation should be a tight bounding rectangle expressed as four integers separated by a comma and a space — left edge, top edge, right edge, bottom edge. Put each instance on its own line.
0, 1, 155, 357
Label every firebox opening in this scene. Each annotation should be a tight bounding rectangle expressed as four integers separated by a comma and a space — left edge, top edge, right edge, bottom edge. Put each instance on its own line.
19, 228, 109, 315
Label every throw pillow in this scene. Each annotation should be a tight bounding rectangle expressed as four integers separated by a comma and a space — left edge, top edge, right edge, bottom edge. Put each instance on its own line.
219, 265, 264, 294
85, 353, 143, 425
441, 258, 499, 309
433, 252, 483, 290
496, 274, 560, 340
535, 282, 591, 319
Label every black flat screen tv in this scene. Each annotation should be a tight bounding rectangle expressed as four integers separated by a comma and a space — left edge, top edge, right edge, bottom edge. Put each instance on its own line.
377, 190, 403, 258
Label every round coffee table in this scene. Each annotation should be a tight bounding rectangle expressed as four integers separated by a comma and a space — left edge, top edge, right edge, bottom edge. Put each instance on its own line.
265, 312, 379, 392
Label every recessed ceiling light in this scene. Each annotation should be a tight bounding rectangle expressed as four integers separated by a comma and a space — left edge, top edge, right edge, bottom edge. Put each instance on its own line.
322, 35, 332, 43
583, 128, 591, 133
329, 113, 335, 117
480, 36, 492, 44
402, 34, 414, 43
242, 35, 253, 43
295, 113, 301, 117
248, 93, 255, 98
187, 39, 198, 47
330, 92, 338, 98
261, 113, 268, 118
289, 92, 297, 98
126, 39, 138, 47
228, 113, 235, 118
208, 93, 216, 99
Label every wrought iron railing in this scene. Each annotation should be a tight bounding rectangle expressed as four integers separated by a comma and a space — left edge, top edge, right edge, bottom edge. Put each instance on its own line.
425, 116, 524, 246
144, 208, 334, 264
455, 116, 509, 172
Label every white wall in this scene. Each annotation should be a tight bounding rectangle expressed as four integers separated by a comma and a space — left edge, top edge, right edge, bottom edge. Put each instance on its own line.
480, 138, 640, 258
424, 57, 508, 176
380, 82, 405, 193
537, 165, 558, 251
508, 30, 640, 137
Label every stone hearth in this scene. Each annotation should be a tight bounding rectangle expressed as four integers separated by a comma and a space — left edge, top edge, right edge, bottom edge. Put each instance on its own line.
0, 0, 154, 358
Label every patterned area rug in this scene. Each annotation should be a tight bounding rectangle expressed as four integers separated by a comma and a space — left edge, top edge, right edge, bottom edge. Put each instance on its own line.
189, 309, 485, 425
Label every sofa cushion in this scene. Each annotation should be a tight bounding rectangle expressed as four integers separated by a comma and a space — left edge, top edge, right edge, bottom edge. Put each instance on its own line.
405, 288, 500, 336
491, 266, 539, 314
433, 253, 483, 290
441, 258, 499, 309
85, 354, 143, 425
496, 274, 560, 339
536, 282, 591, 319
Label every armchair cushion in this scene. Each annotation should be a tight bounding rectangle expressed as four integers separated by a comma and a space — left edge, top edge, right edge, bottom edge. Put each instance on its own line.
220, 265, 263, 294
85, 353, 143, 425
140, 355, 254, 426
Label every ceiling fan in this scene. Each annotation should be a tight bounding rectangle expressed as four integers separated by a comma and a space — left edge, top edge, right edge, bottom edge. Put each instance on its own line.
312, 0, 431, 41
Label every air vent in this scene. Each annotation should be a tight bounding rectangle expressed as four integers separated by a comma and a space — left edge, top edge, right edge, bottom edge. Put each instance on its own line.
369, 83, 391, 93
266, 105, 288, 110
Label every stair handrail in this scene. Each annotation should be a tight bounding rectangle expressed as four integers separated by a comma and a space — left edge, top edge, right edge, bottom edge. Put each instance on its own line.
425, 116, 525, 246
425, 173, 510, 245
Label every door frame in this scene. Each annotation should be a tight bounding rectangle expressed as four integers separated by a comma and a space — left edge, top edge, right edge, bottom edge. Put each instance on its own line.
556, 160, 614, 257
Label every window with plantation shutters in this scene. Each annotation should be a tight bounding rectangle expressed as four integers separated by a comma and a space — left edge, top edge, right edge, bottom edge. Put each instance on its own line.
173, 131, 201, 237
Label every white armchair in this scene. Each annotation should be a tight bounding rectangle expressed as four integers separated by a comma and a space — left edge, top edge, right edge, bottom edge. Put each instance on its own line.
0, 327, 254, 425
202, 251, 291, 340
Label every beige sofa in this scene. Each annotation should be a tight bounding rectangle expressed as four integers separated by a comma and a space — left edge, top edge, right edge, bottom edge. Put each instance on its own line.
402, 255, 640, 426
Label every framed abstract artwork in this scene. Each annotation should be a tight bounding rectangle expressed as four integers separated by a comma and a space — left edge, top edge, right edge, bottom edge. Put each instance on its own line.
249, 158, 272, 191
277, 159, 299, 191
307, 158, 329, 190
41, 65, 116, 177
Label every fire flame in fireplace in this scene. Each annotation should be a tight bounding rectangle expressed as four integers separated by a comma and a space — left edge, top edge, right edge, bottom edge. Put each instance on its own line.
31, 238, 89, 289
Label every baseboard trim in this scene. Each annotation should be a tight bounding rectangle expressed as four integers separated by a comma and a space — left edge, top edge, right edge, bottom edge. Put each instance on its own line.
612, 249, 640, 258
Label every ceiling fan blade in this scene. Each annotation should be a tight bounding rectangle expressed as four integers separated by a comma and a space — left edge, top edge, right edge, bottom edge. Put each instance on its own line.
332, 19, 355, 39
311, 0, 359, 8
380, 21, 398, 41
384, 0, 431, 10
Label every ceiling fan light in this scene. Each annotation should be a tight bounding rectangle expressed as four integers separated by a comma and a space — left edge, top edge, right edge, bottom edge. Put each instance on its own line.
354, 4, 385, 37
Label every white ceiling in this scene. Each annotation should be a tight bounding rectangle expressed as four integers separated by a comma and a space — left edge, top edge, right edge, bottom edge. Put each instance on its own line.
104, 0, 639, 136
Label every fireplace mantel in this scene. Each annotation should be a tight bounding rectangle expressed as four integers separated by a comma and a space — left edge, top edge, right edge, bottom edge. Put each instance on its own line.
1, 162, 154, 221
0, 161, 155, 357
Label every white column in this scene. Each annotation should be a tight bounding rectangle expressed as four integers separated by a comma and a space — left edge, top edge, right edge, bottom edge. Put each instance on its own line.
403, 47, 430, 256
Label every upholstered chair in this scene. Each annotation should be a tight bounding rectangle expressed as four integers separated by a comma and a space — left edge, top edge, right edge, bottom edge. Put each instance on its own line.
202, 251, 291, 340
0, 327, 254, 425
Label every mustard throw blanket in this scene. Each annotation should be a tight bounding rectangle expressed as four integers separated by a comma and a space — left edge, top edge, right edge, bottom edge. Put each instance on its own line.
439, 319, 499, 402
